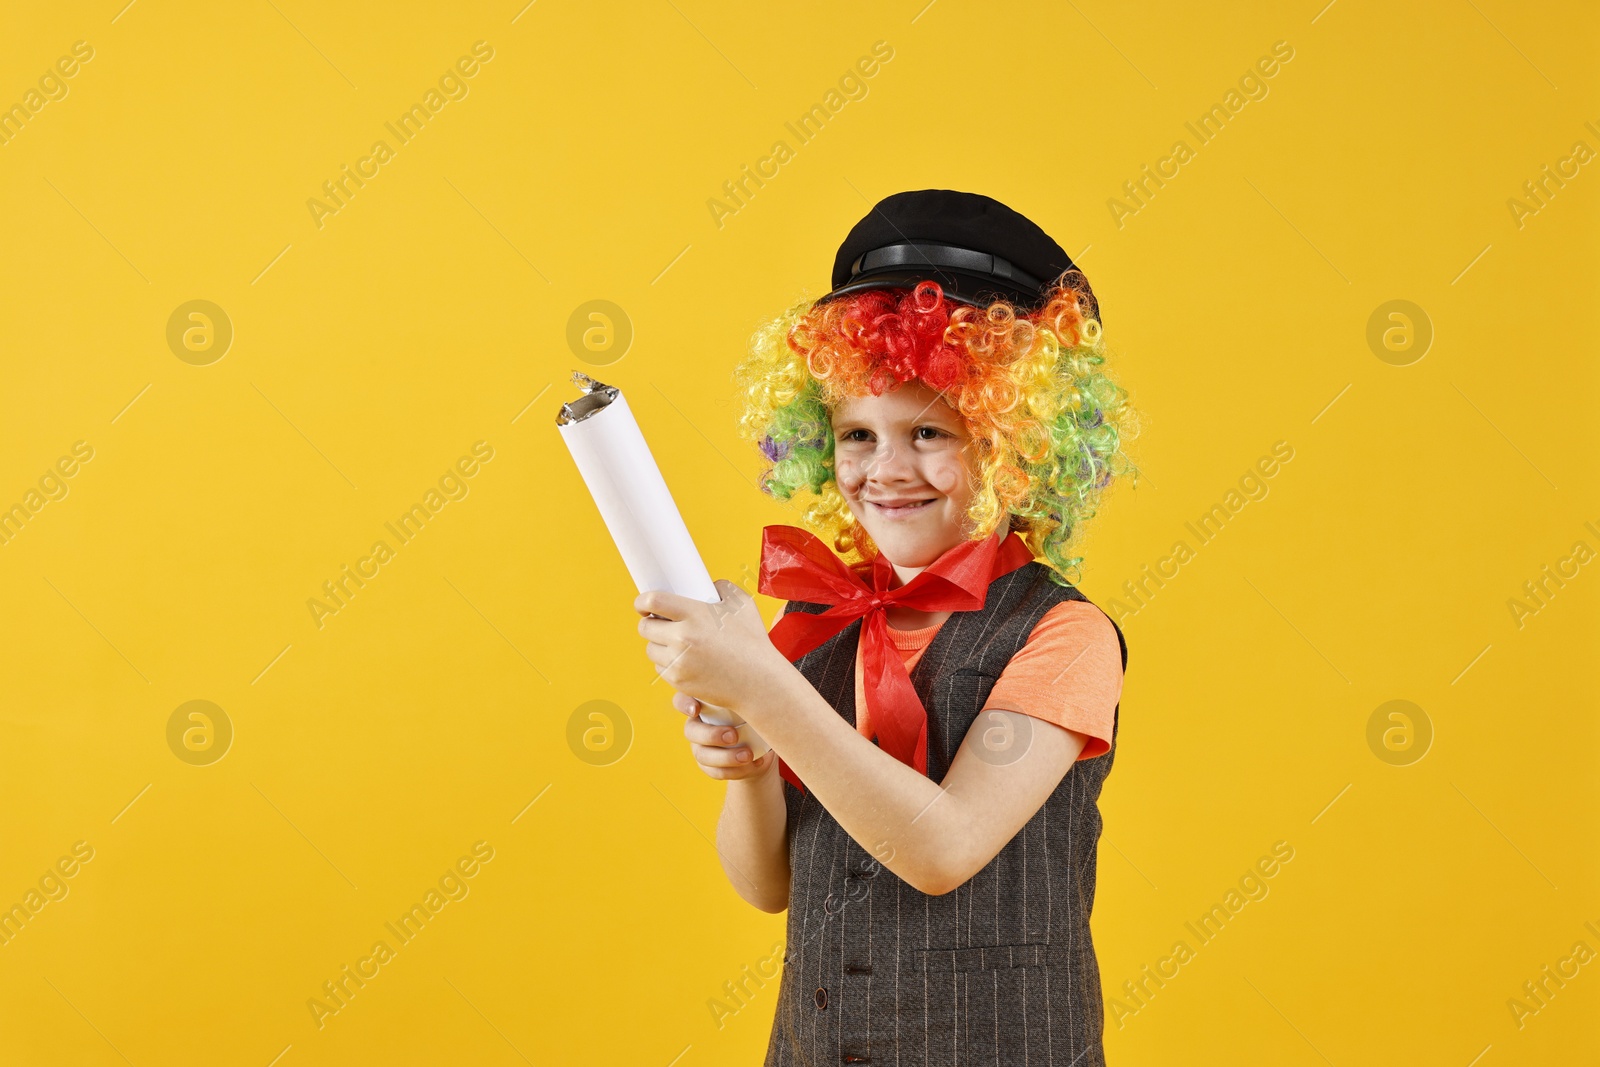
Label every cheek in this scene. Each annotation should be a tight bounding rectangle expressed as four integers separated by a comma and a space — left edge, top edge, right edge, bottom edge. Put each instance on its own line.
926, 456, 967, 496
834, 457, 865, 494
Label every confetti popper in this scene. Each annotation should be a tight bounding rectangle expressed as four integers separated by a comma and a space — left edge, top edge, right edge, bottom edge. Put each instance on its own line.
556, 371, 771, 760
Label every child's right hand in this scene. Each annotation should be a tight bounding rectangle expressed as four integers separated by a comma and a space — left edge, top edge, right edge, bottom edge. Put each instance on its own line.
673, 691, 777, 781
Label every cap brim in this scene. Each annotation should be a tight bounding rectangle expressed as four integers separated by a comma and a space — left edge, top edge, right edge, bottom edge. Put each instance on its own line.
816, 268, 1046, 313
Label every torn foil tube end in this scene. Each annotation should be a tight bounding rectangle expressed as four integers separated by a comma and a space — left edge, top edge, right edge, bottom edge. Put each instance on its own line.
556, 371, 619, 426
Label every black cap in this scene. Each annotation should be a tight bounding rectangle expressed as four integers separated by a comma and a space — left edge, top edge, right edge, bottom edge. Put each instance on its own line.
821, 188, 1096, 320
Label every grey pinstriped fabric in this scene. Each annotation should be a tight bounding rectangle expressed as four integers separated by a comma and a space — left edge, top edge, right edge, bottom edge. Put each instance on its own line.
762, 559, 1127, 1067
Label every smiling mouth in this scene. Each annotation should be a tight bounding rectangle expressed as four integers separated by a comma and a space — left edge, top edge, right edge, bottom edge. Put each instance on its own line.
869, 499, 936, 514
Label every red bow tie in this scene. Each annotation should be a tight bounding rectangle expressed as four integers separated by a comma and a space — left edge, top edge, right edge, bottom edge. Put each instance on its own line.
757, 524, 1035, 793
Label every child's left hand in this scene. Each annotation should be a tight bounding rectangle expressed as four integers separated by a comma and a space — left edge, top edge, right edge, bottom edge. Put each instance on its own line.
635, 580, 790, 713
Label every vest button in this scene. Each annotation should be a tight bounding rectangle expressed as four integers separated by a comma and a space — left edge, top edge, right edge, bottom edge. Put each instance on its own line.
813, 986, 828, 1010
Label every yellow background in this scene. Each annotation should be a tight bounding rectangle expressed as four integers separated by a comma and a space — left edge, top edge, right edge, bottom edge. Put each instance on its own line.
1, 1, 1595, 1063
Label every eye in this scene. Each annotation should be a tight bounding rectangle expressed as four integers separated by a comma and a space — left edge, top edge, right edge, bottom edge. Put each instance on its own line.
915, 426, 947, 441
841, 429, 871, 442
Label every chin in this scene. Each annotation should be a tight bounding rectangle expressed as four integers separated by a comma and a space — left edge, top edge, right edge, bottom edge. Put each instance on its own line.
860, 524, 956, 569
875, 540, 935, 568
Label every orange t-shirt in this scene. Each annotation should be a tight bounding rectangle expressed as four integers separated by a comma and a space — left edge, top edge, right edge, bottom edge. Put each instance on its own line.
774, 599, 1124, 762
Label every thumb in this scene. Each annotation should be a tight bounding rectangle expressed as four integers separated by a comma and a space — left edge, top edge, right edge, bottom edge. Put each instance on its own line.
714, 578, 747, 601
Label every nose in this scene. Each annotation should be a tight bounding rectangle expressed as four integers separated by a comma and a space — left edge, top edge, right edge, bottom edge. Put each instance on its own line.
863, 439, 915, 485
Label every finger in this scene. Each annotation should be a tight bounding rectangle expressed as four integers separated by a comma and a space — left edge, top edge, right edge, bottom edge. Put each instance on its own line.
634, 589, 691, 620
696, 749, 771, 780
685, 717, 742, 746
671, 691, 699, 715
637, 615, 679, 641
690, 742, 754, 768
640, 640, 678, 670
709, 583, 755, 623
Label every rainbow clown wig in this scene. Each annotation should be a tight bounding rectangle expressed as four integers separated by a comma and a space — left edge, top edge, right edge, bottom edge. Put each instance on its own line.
733, 270, 1140, 586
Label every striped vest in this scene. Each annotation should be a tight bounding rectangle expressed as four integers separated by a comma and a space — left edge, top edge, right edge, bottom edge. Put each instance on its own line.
763, 558, 1127, 1067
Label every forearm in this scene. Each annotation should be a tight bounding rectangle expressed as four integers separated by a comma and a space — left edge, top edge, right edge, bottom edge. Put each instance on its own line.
733, 660, 968, 896
716, 765, 791, 912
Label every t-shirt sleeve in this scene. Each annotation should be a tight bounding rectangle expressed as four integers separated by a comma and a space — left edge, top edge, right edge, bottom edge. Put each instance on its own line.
980, 599, 1123, 761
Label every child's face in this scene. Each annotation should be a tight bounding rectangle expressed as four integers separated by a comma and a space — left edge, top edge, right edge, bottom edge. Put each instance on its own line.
831, 379, 980, 574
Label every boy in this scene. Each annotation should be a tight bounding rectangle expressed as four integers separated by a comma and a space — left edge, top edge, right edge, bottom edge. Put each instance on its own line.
637, 189, 1137, 1065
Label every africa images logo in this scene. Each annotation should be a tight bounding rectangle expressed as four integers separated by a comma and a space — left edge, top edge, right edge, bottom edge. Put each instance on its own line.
306, 441, 494, 629
306, 841, 495, 1029
305, 42, 495, 230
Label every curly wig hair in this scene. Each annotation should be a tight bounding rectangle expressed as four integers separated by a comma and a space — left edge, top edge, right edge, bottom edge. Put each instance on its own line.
733, 270, 1140, 586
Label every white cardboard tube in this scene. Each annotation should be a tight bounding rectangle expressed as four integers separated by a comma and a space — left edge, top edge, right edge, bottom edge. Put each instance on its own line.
557, 378, 770, 760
